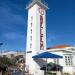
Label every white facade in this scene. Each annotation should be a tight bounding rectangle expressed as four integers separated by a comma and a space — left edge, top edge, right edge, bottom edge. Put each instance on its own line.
26, 4, 46, 53
47, 46, 75, 74
25, 0, 48, 75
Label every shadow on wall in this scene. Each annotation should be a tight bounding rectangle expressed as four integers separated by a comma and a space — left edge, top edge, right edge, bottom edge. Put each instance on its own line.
33, 58, 47, 67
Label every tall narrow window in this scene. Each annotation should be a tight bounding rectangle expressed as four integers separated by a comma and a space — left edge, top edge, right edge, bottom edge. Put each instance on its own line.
31, 29, 32, 34
30, 43, 32, 48
30, 36, 32, 41
31, 23, 32, 27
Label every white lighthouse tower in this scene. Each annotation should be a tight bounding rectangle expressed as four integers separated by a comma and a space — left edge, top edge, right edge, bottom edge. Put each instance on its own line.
26, 0, 48, 75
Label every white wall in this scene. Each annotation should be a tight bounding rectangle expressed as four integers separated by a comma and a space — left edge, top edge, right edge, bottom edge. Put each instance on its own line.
26, 4, 46, 54
26, 3, 47, 75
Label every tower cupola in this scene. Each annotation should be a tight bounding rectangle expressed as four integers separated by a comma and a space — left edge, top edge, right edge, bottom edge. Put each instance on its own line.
26, 0, 49, 10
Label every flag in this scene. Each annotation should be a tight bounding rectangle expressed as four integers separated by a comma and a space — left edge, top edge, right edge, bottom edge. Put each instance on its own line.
0, 43, 3, 45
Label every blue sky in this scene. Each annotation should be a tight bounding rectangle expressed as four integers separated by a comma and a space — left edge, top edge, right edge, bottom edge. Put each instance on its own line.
0, 0, 75, 52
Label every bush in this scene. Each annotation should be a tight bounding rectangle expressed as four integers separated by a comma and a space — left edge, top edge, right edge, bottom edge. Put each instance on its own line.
63, 73, 70, 75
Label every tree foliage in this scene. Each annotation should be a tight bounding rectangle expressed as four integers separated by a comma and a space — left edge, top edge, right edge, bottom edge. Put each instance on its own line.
40, 62, 62, 71
0, 56, 12, 66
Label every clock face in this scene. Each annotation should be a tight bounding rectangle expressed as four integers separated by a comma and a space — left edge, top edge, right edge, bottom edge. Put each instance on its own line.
38, 8, 44, 15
